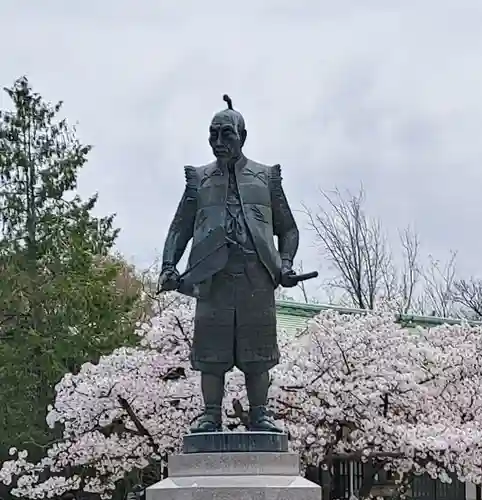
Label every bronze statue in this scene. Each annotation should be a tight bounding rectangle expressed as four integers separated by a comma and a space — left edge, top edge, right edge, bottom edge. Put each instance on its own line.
158, 95, 316, 433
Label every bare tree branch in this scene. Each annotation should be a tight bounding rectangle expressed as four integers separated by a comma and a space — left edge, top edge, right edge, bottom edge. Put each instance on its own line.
295, 260, 310, 304
303, 186, 419, 311
453, 277, 482, 318
399, 227, 420, 313
380, 227, 421, 313
418, 251, 459, 317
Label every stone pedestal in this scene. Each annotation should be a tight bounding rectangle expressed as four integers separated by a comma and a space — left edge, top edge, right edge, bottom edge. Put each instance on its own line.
146, 432, 321, 499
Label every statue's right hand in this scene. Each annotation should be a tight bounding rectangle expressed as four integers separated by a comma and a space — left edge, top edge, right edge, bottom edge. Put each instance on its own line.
157, 267, 181, 293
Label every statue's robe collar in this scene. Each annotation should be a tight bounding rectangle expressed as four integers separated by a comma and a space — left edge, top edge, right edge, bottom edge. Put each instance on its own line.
216, 155, 248, 177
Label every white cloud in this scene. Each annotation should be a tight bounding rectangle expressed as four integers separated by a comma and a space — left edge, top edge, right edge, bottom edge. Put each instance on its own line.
1, 0, 481, 296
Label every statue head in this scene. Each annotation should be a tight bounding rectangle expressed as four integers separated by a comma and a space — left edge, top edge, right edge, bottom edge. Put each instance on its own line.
209, 95, 247, 161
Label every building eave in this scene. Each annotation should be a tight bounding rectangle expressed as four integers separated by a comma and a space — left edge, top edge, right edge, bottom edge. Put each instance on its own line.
275, 300, 482, 328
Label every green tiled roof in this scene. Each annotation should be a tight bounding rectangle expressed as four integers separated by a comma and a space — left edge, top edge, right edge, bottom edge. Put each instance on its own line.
275, 300, 482, 336
277, 311, 310, 336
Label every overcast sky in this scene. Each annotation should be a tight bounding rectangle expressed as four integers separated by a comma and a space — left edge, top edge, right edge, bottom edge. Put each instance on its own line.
1, 1, 481, 299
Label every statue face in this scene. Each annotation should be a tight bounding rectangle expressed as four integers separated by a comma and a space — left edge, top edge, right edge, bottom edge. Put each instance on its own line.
209, 114, 245, 161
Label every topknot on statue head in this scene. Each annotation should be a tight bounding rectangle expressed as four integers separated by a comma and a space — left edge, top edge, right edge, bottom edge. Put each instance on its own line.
211, 94, 246, 136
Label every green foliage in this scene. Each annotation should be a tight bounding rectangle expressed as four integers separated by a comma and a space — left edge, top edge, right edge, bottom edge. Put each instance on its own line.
0, 77, 144, 460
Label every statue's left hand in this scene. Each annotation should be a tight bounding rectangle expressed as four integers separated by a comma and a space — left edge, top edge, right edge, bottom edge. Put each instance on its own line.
280, 263, 297, 288
157, 266, 181, 293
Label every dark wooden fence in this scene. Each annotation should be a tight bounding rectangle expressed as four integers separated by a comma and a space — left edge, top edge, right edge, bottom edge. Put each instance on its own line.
305, 460, 466, 500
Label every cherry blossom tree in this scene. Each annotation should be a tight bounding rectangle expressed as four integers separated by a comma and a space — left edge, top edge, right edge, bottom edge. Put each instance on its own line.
0, 294, 246, 499
273, 307, 482, 497
2, 295, 482, 500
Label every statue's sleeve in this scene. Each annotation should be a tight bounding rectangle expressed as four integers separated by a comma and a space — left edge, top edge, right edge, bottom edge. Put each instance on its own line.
162, 166, 198, 269
269, 164, 299, 265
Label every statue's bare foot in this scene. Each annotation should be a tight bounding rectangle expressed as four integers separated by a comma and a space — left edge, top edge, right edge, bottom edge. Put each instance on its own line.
190, 410, 222, 433
248, 406, 283, 433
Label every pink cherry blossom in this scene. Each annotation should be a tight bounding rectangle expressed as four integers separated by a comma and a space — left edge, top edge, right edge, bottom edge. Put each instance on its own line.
2, 295, 482, 498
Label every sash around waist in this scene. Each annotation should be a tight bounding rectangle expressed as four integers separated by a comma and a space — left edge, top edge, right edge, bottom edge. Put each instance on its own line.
222, 244, 263, 275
